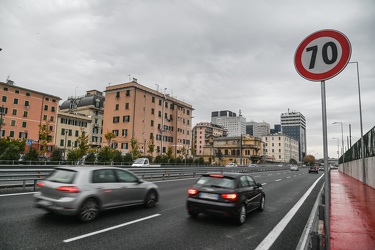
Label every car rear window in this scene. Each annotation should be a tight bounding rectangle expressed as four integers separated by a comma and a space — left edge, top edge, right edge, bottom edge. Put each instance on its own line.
196, 176, 235, 189
46, 169, 76, 184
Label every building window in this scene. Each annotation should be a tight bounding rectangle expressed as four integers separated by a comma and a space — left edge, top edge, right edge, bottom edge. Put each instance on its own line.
158, 111, 161, 117
75, 130, 79, 137
113, 116, 120, 123
116, 92, 120, 98
150, 133, 153, 139
112, 130, 119, 136
11, 120, 16, 126
125, 90, 130, 96
115, 104, 119, 110
49, 126, 53, 131
151, 120, 154, 126
12, 109, 17, 115
22, 121, 27, 128
125, 103, 129, 109
121, 143, 128, 149
45, 97, 50, 101
152, 97, 155, 103
123, 116, 130, 122
60, 140, 64, 146
159, 100, 162, 106
14, 98, 19, 104
24, 100, 30, 106
9, 131, 14, 137
51, 107, 55, 112
43, 115, 47, 120
26, 93, 30, 96
44, 105, 48, 111
122, 129, 128, 137
50, 116, 54, 122
1, 96, 7, 102
151, 108, 154, 115
67, 140, 71, 147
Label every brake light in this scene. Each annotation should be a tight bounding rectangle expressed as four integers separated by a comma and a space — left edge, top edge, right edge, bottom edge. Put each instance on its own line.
188, 188, 199, 196
56, 186, 80, 193
37, 182, 45, 187
209, 174, 224, 178
222, 193, 237, 201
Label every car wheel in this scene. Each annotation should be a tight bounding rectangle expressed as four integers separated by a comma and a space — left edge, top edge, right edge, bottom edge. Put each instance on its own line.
144, 190, 157, 208
79, 198, 99, 222
236, 204, 247, 225
258, 195, 265, 211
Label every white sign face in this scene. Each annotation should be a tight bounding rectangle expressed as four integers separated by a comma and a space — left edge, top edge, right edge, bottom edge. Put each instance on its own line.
294, 30, 351, 81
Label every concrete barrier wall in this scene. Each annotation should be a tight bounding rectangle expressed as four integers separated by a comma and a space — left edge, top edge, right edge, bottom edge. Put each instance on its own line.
339, 156, 375, 189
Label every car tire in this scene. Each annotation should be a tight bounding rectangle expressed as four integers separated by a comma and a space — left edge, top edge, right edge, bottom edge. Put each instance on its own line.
258, 195, 265, 211
144, 190, 157, 208
236, 203, 247, 226
79, 198, 99, 223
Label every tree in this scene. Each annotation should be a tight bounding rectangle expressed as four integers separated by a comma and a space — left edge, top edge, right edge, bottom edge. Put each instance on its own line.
130, 138, 140, 159
0, 143, 22, 161
50, 148, 63, 161
289, 158, 298, 165
104, 131, 116, 146
165, 146, 173, 160
85, 152, 96, 165
96, 146, 113, 164
76, 129, 90, 158
24, 147, 39, 162
112, 150, 123, 165
39, 121, 52, 157
147, 137, 155, 156
67, 149, 80, 162
304, 154, 315, 166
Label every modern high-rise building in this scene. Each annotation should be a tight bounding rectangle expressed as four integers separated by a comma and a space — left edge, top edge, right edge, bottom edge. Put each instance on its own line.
0, 79, 61, 154
102, 80, 193, 158
211, 110, 246, 137
192, 122, 227, 156
246, 121, 270, 138
280, 110, 306, 161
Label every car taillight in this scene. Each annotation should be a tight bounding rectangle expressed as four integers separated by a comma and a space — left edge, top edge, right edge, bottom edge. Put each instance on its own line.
222, 193, 237, 201
37, 182, 45, 187
209, 174, 224, 178
188, 188, 199, 196
56, 186, 80, 193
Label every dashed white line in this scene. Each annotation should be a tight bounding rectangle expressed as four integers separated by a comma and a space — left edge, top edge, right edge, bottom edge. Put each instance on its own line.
0, 192, 37, 197
63, 214, 161, 243
275, 179, 282, 182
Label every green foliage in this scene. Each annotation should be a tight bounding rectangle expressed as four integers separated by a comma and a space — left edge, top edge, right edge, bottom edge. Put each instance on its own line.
130, 138, 140, 159
39, 122, 52, 157
50, 148, 63, 161
96, 146, 113, 163
104, 131, 116, 146
67, 149, 80, 161
76, 130, 90, 158
24, 147, 39, 161
304, 154, 315, 165
123, 153, 133, 163
289, 158, 298, 164
147, 138, 155, 155
112, 150, 123, 165
0, 143, 21, 161
85, 152, 96, 165
165, 146, 173, 159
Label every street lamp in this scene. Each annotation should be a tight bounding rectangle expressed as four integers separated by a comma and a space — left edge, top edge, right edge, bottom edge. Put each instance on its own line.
333, 122, 344, 164
63, 130, 68, 160
348, 61, 366, 184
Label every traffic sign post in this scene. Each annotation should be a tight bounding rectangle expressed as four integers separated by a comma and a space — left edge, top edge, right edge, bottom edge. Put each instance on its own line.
294, 29, 352, 249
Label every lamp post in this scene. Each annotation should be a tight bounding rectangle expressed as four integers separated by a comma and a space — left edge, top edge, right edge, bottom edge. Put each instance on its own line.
348, 61, 366, 184
333, 122, 344, 165
332, 137, 340, 161
63, 130, 68, 160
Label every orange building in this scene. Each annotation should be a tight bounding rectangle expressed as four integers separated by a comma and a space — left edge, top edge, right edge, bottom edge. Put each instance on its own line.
0, 79, 61, 154
103, 80, 193, 158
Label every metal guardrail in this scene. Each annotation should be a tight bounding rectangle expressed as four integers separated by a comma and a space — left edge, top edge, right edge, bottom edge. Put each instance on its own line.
0, 165, 290, 191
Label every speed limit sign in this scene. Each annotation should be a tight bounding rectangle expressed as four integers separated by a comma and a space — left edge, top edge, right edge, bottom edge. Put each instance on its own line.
294, 29, 351, 81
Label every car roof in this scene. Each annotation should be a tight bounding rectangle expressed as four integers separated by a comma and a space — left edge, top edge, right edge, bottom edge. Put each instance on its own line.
55, 166, 125, 172
202, 172, 247, 178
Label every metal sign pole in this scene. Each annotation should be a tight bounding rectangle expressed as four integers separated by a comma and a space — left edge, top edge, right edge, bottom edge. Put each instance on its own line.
321, 80, 330, 248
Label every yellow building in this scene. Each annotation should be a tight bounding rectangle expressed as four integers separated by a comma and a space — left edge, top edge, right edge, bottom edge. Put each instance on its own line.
202, 135, 263, 166
102, 80, 193, 158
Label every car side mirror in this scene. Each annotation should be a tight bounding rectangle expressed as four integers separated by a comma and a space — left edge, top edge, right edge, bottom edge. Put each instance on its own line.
256, 183, 262, 187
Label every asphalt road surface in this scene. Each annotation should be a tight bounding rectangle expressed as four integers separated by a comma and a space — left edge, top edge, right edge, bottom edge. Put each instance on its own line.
0, 168, 324, 250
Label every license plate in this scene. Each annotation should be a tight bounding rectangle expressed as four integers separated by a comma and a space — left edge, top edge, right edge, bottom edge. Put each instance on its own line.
199, 192, 219, 200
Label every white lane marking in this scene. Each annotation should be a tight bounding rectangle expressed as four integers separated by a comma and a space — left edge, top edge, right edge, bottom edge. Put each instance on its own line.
63, 214, 161, 243
255, 174, 324, 250
275, 179, 282, 182
0, 192, 37, 197
253, 175, 261, 178
267, 174, 273, 176
286, 176, 291, 179
261, 183, 267, 186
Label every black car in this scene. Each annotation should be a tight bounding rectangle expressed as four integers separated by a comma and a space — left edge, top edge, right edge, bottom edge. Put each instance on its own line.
309, 165, 319, 174
186, 172, 265, 225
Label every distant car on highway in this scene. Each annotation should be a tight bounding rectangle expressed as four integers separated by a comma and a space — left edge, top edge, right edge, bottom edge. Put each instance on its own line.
290, 165, 299, 171
225, 163, 238, 167
186, 172, 265, 225
34, 166, 159, 222
309, 165, 319, 174
319, 166, 324, 171
248, 164, 258, 167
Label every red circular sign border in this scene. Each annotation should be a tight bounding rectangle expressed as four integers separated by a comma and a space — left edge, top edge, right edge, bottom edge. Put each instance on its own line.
294, 29, 351, 81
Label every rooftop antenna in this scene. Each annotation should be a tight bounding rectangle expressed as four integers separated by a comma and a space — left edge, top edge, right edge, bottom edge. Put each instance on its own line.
155, 84, 159, 92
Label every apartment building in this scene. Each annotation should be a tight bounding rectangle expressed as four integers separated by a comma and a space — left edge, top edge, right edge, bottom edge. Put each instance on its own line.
211, 110, 246, 137
58, 90, 105, 150
192, 122, 227, 156
246, 121, 270, 138
202, 135, 263, 165
102, 80, 193, 158
0, 79, 60, 153
262, 134, 299, 163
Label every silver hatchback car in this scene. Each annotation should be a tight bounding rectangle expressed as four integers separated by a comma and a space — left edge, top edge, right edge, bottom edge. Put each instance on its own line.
34, 166, 159, 222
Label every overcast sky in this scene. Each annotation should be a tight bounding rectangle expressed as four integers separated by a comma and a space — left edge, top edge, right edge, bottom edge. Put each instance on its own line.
1, 0, 374, 159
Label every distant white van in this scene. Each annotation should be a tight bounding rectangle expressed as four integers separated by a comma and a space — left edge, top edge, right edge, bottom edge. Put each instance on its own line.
132, 158, 150, 167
